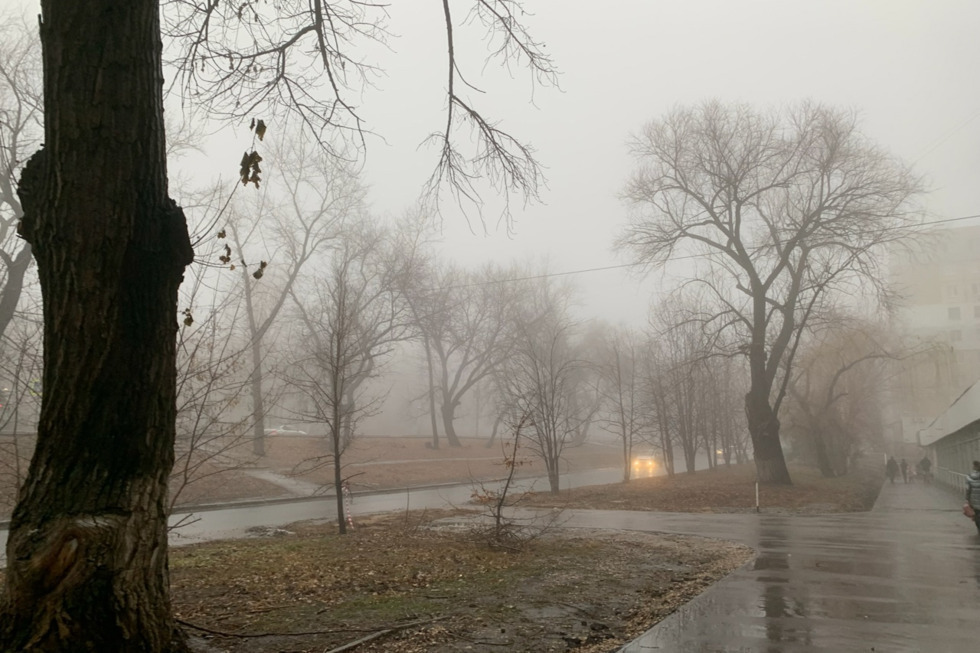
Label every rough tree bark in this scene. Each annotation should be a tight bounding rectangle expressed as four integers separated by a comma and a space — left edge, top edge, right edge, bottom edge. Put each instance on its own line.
0, 1, 194, 650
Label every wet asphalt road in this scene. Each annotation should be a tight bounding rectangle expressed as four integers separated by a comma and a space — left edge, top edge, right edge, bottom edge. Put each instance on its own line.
578, 480, 980, 652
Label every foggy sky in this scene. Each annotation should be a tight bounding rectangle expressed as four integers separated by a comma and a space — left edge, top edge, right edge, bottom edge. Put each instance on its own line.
356, 0, 980, 326
9, 0, 978, 326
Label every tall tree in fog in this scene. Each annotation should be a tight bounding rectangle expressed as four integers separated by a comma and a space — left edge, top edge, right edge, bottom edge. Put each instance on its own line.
0, 309, 42, 504
502, 276, 587, 493
785, 316, 896, 477
412, 264, 524, 446
0, 16, 40, 344
648, 303, 716, 474
618, 101, 922, 485
0, 15, 43, 501
596, 325, 645, 482
2, 0, 554, 648
232, 136, 364, 456
287, 220, 413, 534
399, 256, 453, 448
702, 353, 750, 466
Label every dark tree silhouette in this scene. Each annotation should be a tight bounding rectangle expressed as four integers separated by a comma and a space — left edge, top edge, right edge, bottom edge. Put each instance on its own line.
618, 101, 921, 485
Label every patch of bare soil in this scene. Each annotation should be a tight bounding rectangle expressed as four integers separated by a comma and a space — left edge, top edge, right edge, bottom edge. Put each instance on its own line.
172, 512, 753, 653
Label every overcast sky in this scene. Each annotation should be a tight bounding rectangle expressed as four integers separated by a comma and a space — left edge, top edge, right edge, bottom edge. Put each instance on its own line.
347, 0, 980, 326
12, 0, 977, 326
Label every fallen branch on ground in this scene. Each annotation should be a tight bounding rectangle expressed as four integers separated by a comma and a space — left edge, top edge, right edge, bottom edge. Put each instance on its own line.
177, 616, 445, 643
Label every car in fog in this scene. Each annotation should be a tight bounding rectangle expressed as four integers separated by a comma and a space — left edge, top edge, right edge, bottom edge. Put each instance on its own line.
631, 453, 658, 473
264, 425, 308, 437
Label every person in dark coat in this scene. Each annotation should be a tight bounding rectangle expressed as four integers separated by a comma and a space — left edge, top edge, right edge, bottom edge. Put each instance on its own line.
966, 460, 980, 535
917, 456, 932, 483
886, 456, 899, 484
900, 458, 910, 483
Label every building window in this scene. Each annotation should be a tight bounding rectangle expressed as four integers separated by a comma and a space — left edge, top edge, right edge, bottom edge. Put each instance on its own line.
949, 306, 962, 320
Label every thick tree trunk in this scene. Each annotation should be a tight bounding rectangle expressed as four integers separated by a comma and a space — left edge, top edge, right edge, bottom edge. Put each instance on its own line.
745, 390, 792, 485
440, 399, 462, 447
546, 454, 561, 494
811, 427, 836, 478
0, 1, 193, 651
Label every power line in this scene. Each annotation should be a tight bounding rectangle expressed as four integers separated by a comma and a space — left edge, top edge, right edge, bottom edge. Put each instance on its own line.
912, 107, 980, 163
439, 211, 980, 290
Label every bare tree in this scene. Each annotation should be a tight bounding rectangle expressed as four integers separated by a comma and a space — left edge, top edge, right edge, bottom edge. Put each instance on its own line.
0, 15, 41, 343
641, 296, 749, 476
414, 264, 524, 446
384, 213, 447, 447
501, 276, 588, 493
701, 354, 750, 466
596, 325, 645, 482
286, 219, 413, 533
655, 318, 706, 474
0, 314, 42, 509
169, 242, 256, 512
785, 317, 899, 477
400, 263, 459, 448
618, 101, 923, 485
164, 0, 557, 228
641, 342, 676, 477
230, 135, 363, 455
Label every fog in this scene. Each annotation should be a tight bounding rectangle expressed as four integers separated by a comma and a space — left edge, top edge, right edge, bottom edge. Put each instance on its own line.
154, 0, 980, 327
1, 0, 977, 460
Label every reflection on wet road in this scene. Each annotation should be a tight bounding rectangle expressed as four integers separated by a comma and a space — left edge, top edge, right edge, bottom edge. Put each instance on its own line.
588, 482, 980, 652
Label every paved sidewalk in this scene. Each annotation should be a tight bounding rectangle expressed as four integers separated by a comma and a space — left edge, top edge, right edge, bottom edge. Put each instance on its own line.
559, 479, 980, 652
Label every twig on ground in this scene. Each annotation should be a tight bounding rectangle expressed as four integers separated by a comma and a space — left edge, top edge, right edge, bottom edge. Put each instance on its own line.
177, 616, 445, 644
177, 618, 372, 639
322, 617, 448, 653
322, 628, 392, 653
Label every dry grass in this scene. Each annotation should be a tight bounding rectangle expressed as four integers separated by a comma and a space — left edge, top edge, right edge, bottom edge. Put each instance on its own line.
172, 512, 754, 653
523, 462, 884, 514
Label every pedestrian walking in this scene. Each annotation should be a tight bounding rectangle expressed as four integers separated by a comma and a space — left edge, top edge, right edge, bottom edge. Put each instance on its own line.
900, 459, 909, 483
917, 456, 932, 484
966, 460, 980, 535
886, 456, 899, 484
